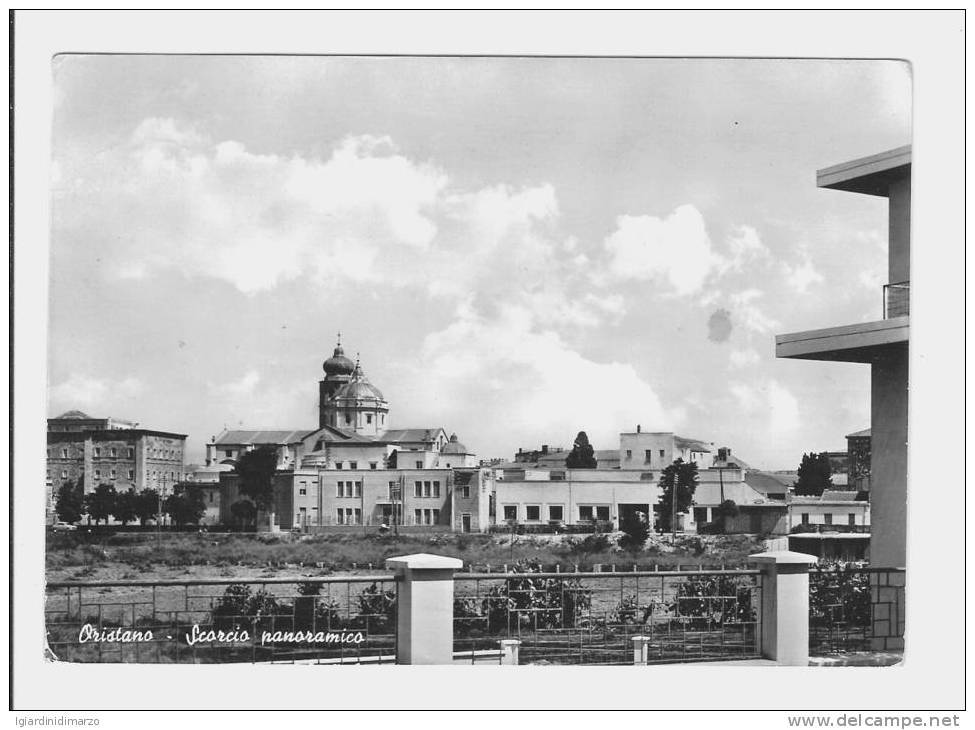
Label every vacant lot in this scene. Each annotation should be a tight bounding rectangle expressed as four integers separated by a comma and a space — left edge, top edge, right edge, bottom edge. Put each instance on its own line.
46, 530, 766, 584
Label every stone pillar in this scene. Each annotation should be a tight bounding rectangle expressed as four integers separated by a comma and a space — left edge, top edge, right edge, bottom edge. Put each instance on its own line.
499, 639, 521, 665
631, 635, 651, 665
385, 553, 463, 665
751, 550, 818, 666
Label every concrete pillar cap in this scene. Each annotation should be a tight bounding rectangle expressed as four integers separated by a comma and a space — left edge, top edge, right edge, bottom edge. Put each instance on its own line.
385, 553, 464, 570
749, 550, 819, 564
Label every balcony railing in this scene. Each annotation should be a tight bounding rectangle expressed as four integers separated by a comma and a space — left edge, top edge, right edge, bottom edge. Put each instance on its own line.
883, 281, 909, 319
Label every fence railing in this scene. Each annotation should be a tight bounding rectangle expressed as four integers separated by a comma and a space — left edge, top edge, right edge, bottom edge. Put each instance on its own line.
883, 281, 910, 318
45, 575, 397, 664
452, 568, 762, 665
809, 567, 905, 655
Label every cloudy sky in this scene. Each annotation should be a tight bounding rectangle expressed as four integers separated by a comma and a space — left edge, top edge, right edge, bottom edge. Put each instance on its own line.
48, 56, 910, 469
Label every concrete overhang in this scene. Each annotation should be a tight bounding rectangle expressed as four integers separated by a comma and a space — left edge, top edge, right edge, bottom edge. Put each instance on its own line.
775, 317, 908, 363
816, 145, 911, 197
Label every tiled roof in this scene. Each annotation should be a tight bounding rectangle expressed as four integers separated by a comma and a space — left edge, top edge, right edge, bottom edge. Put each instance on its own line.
820, 490, 859, 501
382, 428, 444, 444
215, 429, 312, 445
54, 410, 93, 419
846, 428, 871, 439
744, 471, 792, 495
305, 425, 377, 444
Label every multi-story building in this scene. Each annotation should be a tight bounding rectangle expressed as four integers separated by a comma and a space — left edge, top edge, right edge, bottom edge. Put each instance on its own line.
46, 410, 187, 518
214, 337, 483, 531
775, 146, 909, 649
846, 428, 872, 492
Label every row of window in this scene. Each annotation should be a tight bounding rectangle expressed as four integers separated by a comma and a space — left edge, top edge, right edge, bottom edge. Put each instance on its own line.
624, 448, 667, 463
414, 508, 440, 525
413, 480, 442, 498
49, 446, 180, 460
502, 504, 608, 522
336, 481, 362, 498
799, 513, 858, 526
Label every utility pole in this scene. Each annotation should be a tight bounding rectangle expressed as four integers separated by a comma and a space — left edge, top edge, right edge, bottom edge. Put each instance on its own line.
671, 466, 677, 545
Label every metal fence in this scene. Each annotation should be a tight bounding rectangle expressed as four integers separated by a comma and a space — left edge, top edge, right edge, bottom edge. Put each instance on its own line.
452, 568, 762, 665
809, 567, 905, 655
45, 575, 397, 664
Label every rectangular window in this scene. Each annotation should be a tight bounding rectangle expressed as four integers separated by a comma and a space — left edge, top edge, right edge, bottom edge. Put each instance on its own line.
461, 486, 471, 499
848, 513, 856, 526
801, 513, 809, 524
414, 509, 422, 525
369, 462, 378, 470
659, 449, 665, 458
61, 448, 68, 458
596, 506, 610, 521
299, 488, 307, 496
349, 461, 358, 470
525, 505, 540, 521
354, 481, 362, 497
414, 481, 423, 497
354, 508, 362, 525
824, 513, 833, 526
415, 461, 423, 469
110, 448, 117, 458
644, 449, 652, 463
109, 469, 116, 479
366, 413, 373, 424
423, 481, 431, 498
336, 509, 344, 525
431, 509, 439, 524
626, 449, 632, 459
549, 505, 564, 522
94, 448, 101, 458
128, 469, 134, 480
61, 470, 68, 479
336, 482, 345, 498
127, 448, 134, 458
432, 481, 441, 497
579, 506, 594, 521
94, 470, 101, 480
503, 505, 517, 521
224, 449, 233, 458
209, 492, 214, 503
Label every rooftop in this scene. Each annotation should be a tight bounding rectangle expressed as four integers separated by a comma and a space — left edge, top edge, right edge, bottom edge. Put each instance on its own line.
816, 145, 911, 197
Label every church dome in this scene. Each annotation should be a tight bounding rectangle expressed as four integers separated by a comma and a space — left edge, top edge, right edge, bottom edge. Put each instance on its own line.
333, 364, 386, 402
441, 433, 470, 455
323, 340, 355, 376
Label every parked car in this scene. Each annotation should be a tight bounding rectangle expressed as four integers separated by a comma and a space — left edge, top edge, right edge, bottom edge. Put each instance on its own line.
51, 521, 77, 532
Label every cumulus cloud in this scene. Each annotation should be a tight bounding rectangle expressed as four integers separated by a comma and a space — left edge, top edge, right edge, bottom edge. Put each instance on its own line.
49, 374, 144, 411
215, 370, 261, 398
603, 204, 719, 295
729, 348, 761, 369
728, 289, 779, 334
403, 308, 675, 455
729, 378, 800, 434
782, 256, 825, 294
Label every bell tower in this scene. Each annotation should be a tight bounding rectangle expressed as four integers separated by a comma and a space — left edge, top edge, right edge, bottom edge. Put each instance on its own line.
319, 333, 355, 428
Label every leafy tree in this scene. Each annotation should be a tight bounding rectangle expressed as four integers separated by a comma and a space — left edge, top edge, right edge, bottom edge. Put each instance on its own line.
656, 459, 698, 533
230, 500, 257, 531
54, 478, 84, 524
620, 512, 650, 550
163, 484, 207, 528
134, 489, 161, 526
565, 431, 597, 469
235, 446, 279, 529
84, 483, 117, 526
794, 452, 833, 496
711, 499, 740, 535
114, 488, 139, 526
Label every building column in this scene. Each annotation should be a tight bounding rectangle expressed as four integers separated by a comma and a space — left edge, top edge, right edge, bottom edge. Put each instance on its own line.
385, 553, 463, 665
751, 550, 818, 666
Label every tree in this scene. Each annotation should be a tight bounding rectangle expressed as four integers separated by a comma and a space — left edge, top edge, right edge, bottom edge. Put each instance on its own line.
114, 488, 139, 526
565, 431, 598, 469
794, 452, 833, 496
235, 446, 279, 529
230, 500, 257, 531
54, 478, 84, 524
163, 484, 207, 528
656, 459, 699, 533
84, 483, 117, 526
619, 512, 650, 550
134, 489, 161, 526
713, 499, 740, 534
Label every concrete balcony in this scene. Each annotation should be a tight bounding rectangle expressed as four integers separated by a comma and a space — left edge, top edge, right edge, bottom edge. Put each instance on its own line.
776, 316, 908, 363
883, 281, 909, 318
